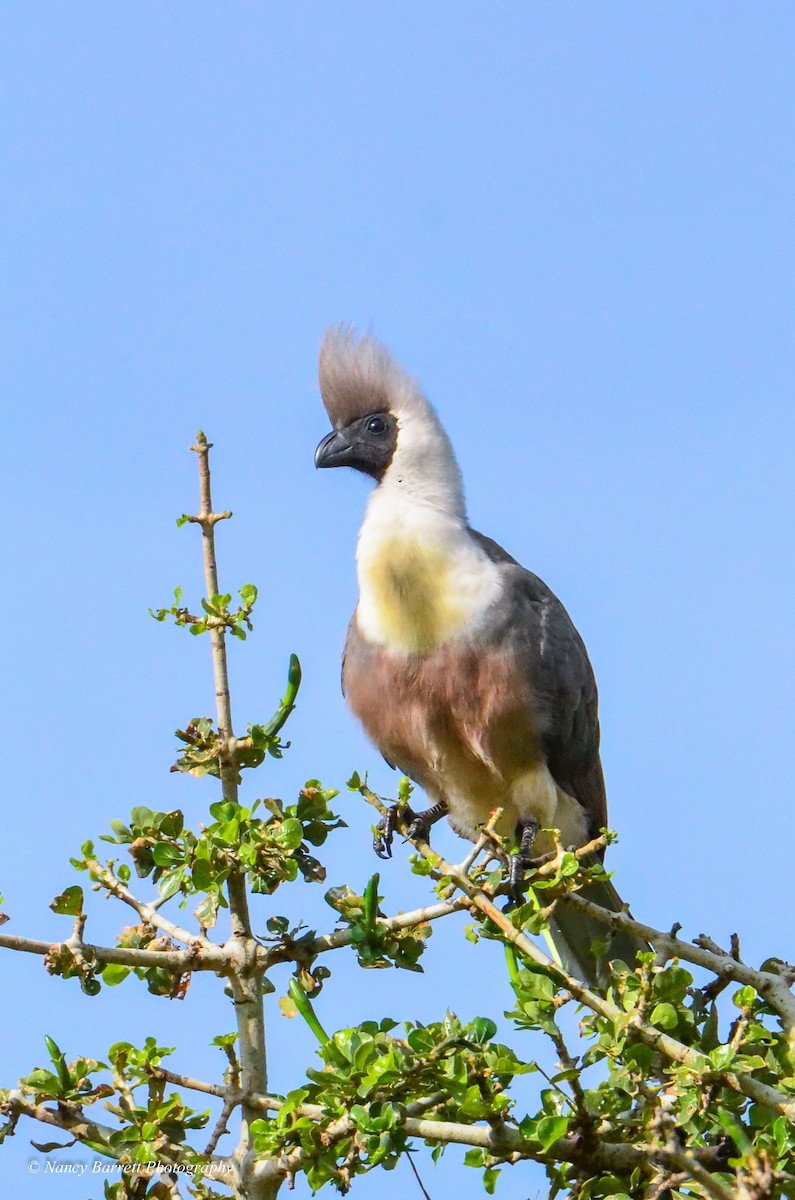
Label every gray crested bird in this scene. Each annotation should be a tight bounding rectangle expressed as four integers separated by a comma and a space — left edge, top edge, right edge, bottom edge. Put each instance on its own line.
314, 327, 645, 986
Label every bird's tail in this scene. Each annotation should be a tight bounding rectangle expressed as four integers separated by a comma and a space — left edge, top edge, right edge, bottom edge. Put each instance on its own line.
545, 866, 648, 989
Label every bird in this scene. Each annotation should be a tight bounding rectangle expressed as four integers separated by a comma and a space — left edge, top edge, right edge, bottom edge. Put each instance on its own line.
314, 326, 644, 985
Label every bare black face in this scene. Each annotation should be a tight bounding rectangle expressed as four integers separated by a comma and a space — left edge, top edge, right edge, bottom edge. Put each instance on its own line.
314, 411, 398, 480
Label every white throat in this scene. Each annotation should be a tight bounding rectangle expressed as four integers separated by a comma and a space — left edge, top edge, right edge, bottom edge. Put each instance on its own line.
354, 411, 503, 654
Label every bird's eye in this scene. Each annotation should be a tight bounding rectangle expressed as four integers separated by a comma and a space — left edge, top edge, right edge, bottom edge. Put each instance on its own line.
366, 415, 388, 435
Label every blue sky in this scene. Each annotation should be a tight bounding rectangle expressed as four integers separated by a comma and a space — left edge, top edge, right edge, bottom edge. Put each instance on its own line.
2, 5, 794, 1198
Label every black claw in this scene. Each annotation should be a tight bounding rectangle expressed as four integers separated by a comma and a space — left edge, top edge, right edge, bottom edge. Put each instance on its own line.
403, 800, 448, 845
508, 820, 540, 901
372, 800, 448, 859
373, 835, 392, 860
404, 812, 432, 842
373, 807, 400, 859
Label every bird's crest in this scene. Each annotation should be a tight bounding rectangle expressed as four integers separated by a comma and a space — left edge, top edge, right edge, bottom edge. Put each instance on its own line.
318, 327, 433, 429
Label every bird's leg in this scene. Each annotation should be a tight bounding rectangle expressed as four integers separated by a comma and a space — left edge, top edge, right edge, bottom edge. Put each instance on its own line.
509, 819, 540, 898
373, 800, 449, 860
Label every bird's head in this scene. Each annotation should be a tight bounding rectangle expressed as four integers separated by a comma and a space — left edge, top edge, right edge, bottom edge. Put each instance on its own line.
314, 327, 465, 514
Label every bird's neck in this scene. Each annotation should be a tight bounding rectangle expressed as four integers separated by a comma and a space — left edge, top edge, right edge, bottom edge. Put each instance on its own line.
377, 405, 467, 520
355, 488, 502, 655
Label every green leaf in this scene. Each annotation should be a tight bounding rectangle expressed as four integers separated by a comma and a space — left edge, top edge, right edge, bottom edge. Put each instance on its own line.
108, 819, 133, 843
44, 1036, 71, 1092
152, 843, 182, 868
537, 1114, 568, 1151
653, 964, 693, 1001
483, 1167, 500, 1194
102, 965, 131, 987
210, 1032, 238, 1049
209, 800, 238, 822
158, 868, 184, 901
24, 1069, 64, 1095
469, 1017, 497, 1044
158, 811, 184, 838
50, 886, 84, 917
215, 818, 240, 845
362, 873, 380, 930
709, 1044, 737, 1071
650, 1002, 679, 1030
559, 852, 579, 877
191, 859, 215, 891
275, 818, 303, 851
349, 1104, 373, 1131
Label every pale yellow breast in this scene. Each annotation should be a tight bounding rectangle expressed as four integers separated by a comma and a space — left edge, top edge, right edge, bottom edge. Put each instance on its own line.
357, 533, 498, 654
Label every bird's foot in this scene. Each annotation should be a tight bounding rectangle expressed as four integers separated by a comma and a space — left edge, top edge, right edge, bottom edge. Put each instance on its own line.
508, 820, 540, 902
373, 806, 401, 859
373, 801, 448, 860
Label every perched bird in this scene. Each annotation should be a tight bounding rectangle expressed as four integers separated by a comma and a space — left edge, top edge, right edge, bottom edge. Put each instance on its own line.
315, 327, 643, 984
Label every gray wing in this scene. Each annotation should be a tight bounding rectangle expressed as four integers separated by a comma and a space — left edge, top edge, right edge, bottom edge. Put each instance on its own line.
469, 529, 607, 844
341, 614, 355, 699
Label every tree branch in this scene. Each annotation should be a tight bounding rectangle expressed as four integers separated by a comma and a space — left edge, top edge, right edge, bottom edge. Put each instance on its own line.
560, 891, 795, 1036
84, 858, 207, 948
279, 897, 470, 963
358, 786, 795, 1123
0, 931, 226, 973
2, 1094, 231, 1179
189, 432, 269, 1197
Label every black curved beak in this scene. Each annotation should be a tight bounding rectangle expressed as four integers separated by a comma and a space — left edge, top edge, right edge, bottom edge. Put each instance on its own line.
315, 429, 354, 469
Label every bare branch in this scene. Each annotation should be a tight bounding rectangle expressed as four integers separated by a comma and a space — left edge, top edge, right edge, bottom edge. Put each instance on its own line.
189, 432, 268, 1195
0, 930, 227, 973
205, 1090, 238, 1157
147, 1067, 227, 1100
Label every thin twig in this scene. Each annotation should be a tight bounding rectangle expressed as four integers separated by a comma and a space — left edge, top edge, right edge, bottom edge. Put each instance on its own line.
405, 1148, 433, 1200
205, 1090, 239, 1157
188, 433, 269, 1195
84, 858, 207, 948
147, 1066, 226, 1100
